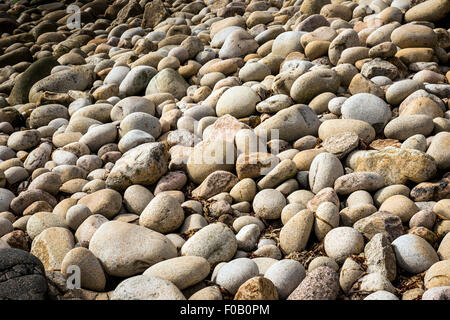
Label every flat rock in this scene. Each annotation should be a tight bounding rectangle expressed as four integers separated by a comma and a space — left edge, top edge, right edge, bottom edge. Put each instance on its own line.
334, 172, 385, 195
112, 275, 185, 300
89, 221, 177, 277
351, 147, 437, 185
143, 256, 210, 290
192, 171, 239, 199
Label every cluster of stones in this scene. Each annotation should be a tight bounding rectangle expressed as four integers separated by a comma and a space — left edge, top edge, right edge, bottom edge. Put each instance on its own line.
0, 0, 449, 301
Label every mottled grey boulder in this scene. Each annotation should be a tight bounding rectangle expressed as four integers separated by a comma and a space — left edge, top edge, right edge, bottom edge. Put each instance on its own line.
0, 248, 48, 300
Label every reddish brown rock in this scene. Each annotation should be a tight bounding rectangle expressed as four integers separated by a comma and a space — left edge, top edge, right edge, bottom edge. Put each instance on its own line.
1, 230, 29, 251
154, 171, 187, 194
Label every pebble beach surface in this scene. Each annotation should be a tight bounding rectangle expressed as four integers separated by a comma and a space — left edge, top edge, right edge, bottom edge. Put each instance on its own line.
0, 0, 449, 301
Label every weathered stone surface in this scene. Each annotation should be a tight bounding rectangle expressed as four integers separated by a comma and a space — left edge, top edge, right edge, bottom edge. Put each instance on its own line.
192, 171, 239, 199
353, 211, 404, 242
323, 132, 359, 159
78, 189, 122, 219
350, 273, 396, 297
26, 211, 68, 240
215, 258, 259, 294
427, 132, 450, 170
264, 259, 306, 299
364, 233, 397, 281
309, 152, 343, 194
379, 194, 419, 223
257, 159, 297, 190
339, 257, 364, 293
334, 172, 385, 195
0, 248, 48, 300
145, 68, 189, 100
287, 266, 339, 300
30, 227, 75, 271
1, 0, 450, 303
29, 65, 95, 103
10, 189, 57, 215
216, 86, 260, 119
113, 0, 142, 26
351, 147, 437, 185
236, 152, 279, 180
319, 119, 376, 144
422, 286, 450, 300
279, 209, 314, 254
234, 277, 278, 300
139, 194, 184, 233
61, 247, 106, 292
405, 0, 450, 22
438, 233, 450, 260
424, 260, 450, 289
186, 139, 236, 184
142, 0, 169, 28
106, 142, 169, 191
324, 227, 364, 264
410, 176, 450, 202
290, 69, 340, 104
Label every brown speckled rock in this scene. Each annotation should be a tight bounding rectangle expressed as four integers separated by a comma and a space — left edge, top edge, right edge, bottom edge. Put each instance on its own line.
410, 176, 450, 202
287, 266, 339, 300
352, 147, 437, 185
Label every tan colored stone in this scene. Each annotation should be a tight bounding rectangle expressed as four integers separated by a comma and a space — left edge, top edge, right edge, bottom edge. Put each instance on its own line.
424, 260, 450, 289
234, 276, 278, 300
31, 227, 75, 271
352, 147, 437, 185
